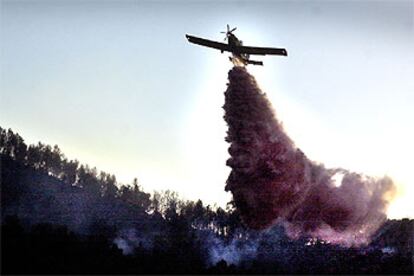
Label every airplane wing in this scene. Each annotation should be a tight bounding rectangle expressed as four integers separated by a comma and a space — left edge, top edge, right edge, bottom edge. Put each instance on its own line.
236, 45, 288, 56
186, 35, 232, 52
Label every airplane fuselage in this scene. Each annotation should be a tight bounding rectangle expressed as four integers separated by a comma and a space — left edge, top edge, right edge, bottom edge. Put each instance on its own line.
226, 33, 251, 65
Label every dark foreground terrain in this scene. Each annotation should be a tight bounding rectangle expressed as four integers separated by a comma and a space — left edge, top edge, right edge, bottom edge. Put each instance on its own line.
1, 127, 413, 274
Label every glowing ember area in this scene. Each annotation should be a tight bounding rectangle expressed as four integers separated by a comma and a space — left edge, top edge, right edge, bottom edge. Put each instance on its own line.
223, 66, 395, 246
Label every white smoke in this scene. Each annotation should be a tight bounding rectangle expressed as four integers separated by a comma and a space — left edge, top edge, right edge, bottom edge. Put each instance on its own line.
113, 228, 153, 255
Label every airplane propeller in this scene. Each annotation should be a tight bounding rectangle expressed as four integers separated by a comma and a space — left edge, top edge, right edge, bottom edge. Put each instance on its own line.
220, 24, 237, 41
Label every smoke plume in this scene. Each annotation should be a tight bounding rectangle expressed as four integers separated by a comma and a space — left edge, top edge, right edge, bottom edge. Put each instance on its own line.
223, 66, 395, 246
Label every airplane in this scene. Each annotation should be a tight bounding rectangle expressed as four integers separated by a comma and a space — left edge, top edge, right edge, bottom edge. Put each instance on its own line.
185, 24, 287, 66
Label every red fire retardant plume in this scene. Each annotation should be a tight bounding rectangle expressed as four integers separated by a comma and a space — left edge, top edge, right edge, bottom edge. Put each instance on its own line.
223, 66, 395, 246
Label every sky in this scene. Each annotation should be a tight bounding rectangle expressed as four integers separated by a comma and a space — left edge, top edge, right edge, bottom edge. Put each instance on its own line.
1, 0, 413, 218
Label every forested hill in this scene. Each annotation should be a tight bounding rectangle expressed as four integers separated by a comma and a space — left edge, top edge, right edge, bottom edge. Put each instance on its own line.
0, 126, 241, 234
1, 126, 413, 274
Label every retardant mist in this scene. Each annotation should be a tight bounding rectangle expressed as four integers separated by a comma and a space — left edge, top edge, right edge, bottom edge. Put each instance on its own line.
223, 66, 395, 247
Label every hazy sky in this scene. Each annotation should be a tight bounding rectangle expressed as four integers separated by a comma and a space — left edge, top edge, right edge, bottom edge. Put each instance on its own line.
1, 0, 413, 218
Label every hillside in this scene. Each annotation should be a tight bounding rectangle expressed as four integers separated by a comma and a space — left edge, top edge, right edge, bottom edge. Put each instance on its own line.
1, 126, 413, 274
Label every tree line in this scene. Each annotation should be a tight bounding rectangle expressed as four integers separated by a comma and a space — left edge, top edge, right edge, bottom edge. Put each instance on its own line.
0, 126, 243, 235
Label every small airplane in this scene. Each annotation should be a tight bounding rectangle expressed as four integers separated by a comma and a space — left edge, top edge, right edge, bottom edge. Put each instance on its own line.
186, 24, 287, 66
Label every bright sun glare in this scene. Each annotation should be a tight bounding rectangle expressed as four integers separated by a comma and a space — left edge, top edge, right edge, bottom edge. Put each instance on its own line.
84, 25, 412, 219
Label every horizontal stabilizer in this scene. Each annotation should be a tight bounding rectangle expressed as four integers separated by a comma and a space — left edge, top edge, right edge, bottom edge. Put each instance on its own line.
247, 60, 263, 66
